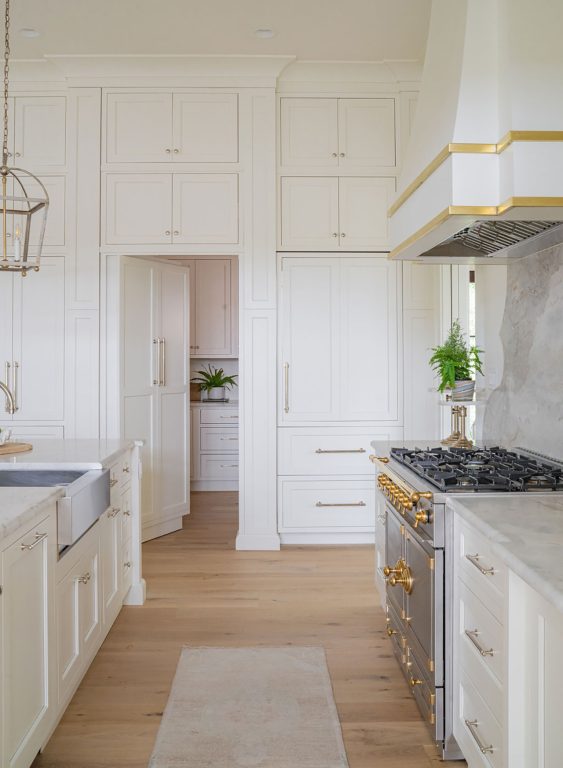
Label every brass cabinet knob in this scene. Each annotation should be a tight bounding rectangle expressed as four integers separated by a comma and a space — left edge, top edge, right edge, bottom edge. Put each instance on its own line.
409, 676, 423, 687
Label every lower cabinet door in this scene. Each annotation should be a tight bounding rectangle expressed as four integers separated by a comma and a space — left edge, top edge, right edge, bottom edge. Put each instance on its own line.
101, 507, 123, 628
1, 514, 55, 768
279, 479, 375, 532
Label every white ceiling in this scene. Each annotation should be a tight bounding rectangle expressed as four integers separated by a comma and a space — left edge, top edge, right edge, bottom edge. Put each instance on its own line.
10, 0, 431, 62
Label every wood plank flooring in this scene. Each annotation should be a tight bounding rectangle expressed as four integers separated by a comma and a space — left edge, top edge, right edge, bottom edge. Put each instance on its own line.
34, 492, 463, 768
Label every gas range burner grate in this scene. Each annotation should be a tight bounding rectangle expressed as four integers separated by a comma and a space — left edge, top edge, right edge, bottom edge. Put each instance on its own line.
390, 446, 563, 493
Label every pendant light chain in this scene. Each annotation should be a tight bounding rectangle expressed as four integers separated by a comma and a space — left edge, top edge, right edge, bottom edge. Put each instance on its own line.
2, 0, 9, 167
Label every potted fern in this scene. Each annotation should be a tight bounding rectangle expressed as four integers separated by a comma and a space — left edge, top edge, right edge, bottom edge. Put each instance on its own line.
191, 364, 238, 401
429, 320, 483, 401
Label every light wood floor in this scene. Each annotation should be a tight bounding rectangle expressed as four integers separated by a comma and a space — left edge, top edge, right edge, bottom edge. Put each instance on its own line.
34, 492, 462, 768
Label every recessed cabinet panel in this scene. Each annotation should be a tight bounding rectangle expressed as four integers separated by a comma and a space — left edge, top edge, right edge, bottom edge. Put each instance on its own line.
159, 390, 189, 518
122, 260, 156, 394
159, 267, 189, 387
28, 175, 66, 247
338, 177, 395, 251
191, 259, 232, 356
14, 96, 66, 167
338, 98, 396, 167
280, 177, 339, 251
173, 93, 238, 162
105, 174, 172, 245
105, 92, 173, 163
173, 174, 239, 244
280, 98, 338, 167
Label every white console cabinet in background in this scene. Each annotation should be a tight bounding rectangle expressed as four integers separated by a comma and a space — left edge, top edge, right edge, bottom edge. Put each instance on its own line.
191, 403, 239, 491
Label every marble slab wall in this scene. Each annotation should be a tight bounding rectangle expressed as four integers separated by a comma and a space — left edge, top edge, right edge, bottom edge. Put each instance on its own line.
483, 246, 563, 458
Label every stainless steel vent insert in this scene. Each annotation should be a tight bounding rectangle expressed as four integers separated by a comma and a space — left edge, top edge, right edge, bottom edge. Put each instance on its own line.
452, 220, 563, 255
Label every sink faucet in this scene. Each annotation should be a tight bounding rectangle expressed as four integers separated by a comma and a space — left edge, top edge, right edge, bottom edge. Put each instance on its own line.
0, 380, 15, 414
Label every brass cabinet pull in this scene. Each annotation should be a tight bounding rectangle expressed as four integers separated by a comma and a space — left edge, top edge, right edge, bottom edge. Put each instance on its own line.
123, 508, 131, 516
3, 360, 12, 413
220, 437, 238, 441
315, 501, 366, 508
466, 553, 495, 576
122, 464, 130, 474
20, 532, 47, 551
220, 464, 238, 468
409, 676, 423, 687
153, 338, 159, 385
465, 719, 494, 754
283, 362, 289, 413
159, 338, 166, 386
109, 477, 118, 487
315, 448, 366, 454
124, 561, 132, 568
13, 361, 19, 411
464, 629, 494, 657
108, 507, 120, 518
77, 572, 91, 584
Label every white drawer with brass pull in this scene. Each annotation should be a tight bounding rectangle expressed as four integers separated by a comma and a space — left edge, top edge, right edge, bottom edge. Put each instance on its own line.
279, 479, 374, 531
455, 668, 503, 768
199, 454, 239, 481
457, 520, 506, 617
200, 407, 239, 425
200, 426, 239, 452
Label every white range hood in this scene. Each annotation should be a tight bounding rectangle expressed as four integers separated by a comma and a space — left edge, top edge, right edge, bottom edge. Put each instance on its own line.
389, 0, 563, 263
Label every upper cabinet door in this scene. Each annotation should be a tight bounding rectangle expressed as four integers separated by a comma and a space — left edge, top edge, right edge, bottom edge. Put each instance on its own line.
105, 174, 172, 245
280, 98, 339, 168
105, 93, 173, 163
192, 259, 233, 357
338, 98, 396, 168
173, 93, 238, 162
172, 173, 239, 244
338, 177, 395, 251
13, 96, 66, 168
280, 177, 339, 251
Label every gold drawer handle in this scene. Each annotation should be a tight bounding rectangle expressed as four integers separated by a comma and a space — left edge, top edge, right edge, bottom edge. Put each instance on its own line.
315, 501, 366, 508
466, 553, 495, 575
108, 507, 120, 518
20, 532, 47, 551
315, 448, 366, 454
77, 572, 91, 584
465, 719, 494, 755
369, 455, 389, 463
109, 477, 119, 487
409, 676, 423, 688
464, 629, 495, 657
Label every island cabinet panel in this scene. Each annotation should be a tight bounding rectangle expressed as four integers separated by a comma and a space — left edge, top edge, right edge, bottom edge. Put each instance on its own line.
1, 511, 56, 768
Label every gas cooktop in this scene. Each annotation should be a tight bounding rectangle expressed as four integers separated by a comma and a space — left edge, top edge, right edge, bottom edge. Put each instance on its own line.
390, 446, 563, 493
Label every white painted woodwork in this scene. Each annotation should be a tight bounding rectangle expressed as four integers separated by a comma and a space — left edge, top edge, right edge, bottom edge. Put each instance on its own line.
199, 407, 240, 424
0, 425, 64, 439
338, 98, 396, 168
338, 177, 395, 250
173, 92, 238, 162
200, 426, 239, 452
278, 479, 375, 531
100, 506, 122, 627
186, 258, 237, 357
105, 173, 172, 245
280, 98, 338, 167
200, 453, 239, 481
280, 176, 339, 250
1, 512, 55, 768
29, 176, 66, 247
64, 310, 99, 439
191, 403, 239, 491
280, 256, 399, 423
173, 173, 239, 244
105, 92, 173, 163
1, 259, 65, 423
13, 96, 67, 168
56, 555, 81, 705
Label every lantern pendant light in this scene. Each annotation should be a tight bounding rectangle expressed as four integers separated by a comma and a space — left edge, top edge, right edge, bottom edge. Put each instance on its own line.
0, 0, 48, 276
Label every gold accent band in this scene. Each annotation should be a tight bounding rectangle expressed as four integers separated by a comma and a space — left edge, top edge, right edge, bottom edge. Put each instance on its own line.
389, 197, 563, 259
389, 131, 563, 216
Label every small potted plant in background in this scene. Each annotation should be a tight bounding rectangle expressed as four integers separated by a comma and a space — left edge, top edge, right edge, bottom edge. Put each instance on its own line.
191, 364, 238, 401
429, 320, 483, 401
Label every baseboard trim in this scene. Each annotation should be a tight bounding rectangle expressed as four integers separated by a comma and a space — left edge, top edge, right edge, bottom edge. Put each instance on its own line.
236, 532, 281, 551
142, 516, 183, 542
191, 480, 239, 491
280, 532, 375, 545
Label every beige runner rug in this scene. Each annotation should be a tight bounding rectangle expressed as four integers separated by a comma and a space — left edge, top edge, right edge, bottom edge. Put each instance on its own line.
149, 646, 349, 768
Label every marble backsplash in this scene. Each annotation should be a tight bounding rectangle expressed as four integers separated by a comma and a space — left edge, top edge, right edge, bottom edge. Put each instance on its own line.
483, 245, 563, 458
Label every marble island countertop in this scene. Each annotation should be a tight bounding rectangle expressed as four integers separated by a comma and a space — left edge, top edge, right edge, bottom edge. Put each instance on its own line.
0, 486, 64, 541
0, 439, 137, 469
447, 494, 563, 613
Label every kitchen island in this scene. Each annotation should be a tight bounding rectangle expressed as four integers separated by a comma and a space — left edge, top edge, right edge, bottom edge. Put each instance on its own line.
0, 440, 143, 768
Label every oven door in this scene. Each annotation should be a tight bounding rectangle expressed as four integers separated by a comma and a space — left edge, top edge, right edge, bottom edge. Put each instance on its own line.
384, 504, 405, 620
404, 527, 444, 687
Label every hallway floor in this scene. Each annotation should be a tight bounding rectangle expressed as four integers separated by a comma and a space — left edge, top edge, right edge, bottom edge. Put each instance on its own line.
35, 492, 459, 767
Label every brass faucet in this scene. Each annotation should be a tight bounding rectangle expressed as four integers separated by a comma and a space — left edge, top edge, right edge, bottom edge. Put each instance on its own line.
0, 380, 15, 414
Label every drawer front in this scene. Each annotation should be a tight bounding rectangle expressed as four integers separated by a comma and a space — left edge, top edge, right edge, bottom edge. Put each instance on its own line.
200, 426, 239, 452
200, 454, 239, 480
456, 519, 506, 618
455, 668, 503, 768
278, 427, 402, 475
200, 408, 239, 425
279, 480, 375, 531
458, 580, 504, 689
407, 645, 443, 741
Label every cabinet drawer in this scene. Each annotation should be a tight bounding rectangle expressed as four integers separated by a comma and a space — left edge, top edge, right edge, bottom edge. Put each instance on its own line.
200, 426, 239, 452
279, 480, 375, 531
200, 408, 239, 425
458, 580, 504, 687
455, 668, 503, 768
200, 454, 239, 480
278, 428, 400, 475
456, 519, 506, 619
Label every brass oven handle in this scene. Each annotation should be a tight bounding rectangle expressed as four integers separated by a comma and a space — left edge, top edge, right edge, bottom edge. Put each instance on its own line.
465, 719, 494, 755
283, 362, 289, 413
315, 448, 366, 454
315, 501, 366, 508
464, 629, 495, 657
466, 553, 496, 576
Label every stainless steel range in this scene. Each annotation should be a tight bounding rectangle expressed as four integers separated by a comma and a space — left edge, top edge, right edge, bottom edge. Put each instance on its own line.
370, 445, 563, 761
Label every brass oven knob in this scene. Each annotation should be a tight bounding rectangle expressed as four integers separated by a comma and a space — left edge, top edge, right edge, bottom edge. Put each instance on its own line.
383, 564, 401, 577
413, 509, 429, 528
386, 559, 414, 595
410, 490, 433, 504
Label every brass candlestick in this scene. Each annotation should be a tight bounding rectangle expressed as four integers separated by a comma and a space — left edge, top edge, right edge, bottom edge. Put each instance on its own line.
441, 395, 474, 448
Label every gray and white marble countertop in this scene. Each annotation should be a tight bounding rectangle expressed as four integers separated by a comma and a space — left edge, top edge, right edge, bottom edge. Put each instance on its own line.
0, 486, 63, 541
0, 439, 136, 469
447, 495, 563, 613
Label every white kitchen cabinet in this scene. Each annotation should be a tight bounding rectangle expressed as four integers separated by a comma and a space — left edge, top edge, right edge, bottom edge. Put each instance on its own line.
0, 258, 65, 422
104, 173, 239, 246
120, 257, 190, 541
191, 403, 239, 490
29, 176, 66, 247
0, 511, 56, 768
13, 96, 67, 168
279, 256, 399, 423
100, 504, 122, 628
280, 97, 395, 168
105, 91, 238, 164
185, 257, 238, 357
280, 176, 394, 251
278, 479, 375, 533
